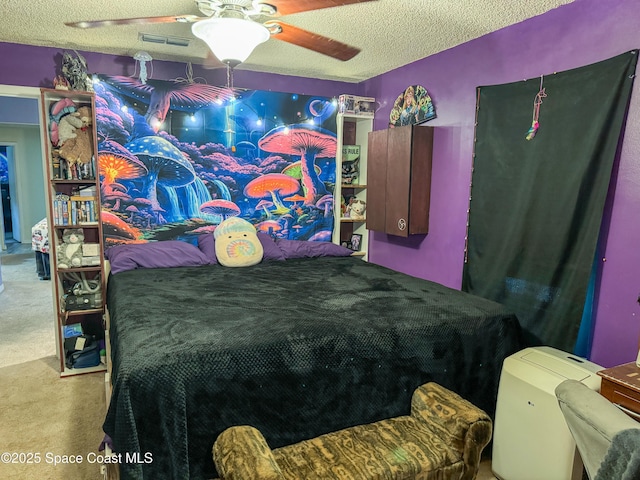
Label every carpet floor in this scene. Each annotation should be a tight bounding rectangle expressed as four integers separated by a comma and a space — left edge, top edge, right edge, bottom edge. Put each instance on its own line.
0, 356, 105, 480
0, 252, 56, 367
1, 251, 105, 479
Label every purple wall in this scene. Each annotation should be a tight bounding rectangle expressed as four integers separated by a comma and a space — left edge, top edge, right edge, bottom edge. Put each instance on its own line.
0, 42, 359, 98
362, 0, 640, 367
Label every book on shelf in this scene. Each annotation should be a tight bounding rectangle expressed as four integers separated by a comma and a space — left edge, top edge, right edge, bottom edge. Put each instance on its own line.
53, 193, 98, 226
52, 156, 95, 181
341, 145, 361, 185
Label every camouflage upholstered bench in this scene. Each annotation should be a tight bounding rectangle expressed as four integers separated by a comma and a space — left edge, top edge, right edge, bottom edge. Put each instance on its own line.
212, 382, 492, 480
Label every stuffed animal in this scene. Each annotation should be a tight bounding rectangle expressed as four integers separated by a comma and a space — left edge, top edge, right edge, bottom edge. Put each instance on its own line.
59, 106, 93, 165
57, 228, 85, 269
214, 217, 263, 267
57, 112, 84, 146
49, 98, 77, 147
348, 199, 366, 221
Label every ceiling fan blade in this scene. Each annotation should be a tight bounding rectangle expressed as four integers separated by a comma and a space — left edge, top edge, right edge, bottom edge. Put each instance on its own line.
267, 0, 377, 16
266, 21, 360, 61
65, 14, 204, 29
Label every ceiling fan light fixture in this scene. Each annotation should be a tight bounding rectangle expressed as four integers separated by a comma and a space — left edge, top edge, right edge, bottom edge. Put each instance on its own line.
192, 17, 270, 66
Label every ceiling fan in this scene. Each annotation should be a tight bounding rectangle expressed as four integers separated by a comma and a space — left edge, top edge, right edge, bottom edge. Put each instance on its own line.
66, 0, 378, 67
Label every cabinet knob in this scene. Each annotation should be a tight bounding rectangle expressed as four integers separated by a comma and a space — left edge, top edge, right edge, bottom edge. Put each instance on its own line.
398, 218, 407, 231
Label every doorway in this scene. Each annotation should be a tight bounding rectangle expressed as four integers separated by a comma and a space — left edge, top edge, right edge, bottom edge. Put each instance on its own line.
0, 145, 15, 250
0, 84, 55, 365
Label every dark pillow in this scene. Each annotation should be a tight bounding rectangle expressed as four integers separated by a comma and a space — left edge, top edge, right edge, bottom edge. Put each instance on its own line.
275, 239, 353, 259
197, 231, 286, 263
106, 240, 212, 274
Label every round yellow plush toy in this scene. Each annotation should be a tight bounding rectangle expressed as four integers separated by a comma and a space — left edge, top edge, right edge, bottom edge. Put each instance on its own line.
214, 217, 264, 267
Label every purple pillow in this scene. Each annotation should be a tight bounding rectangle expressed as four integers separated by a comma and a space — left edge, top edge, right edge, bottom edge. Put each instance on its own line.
106, 240, 212, 274
197, 231, 286, 263
197, 233, 217, 264
256, 232, 286, 261
275, 239, 354, 259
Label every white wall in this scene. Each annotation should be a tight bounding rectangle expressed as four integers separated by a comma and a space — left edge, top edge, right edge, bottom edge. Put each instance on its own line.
0, 125, 46, 243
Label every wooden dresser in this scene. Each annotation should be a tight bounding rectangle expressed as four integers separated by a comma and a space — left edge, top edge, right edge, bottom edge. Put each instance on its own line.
598, 362, 640, 420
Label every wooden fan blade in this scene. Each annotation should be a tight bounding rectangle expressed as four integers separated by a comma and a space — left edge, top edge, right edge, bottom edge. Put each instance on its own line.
266, 21, 360, 61
267, 0, 377, 16
65, 14, 204, 29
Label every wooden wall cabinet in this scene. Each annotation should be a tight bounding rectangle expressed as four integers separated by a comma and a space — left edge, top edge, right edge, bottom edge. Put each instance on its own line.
366, 124, 434, 237
40, 88, 107, 377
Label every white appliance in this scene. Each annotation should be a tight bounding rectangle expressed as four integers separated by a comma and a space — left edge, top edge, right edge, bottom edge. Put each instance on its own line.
492, 346, 603, 480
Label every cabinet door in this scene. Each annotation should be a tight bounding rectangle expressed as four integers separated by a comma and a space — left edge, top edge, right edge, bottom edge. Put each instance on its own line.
385, 125, 414, 236
406, 126, 433, 235
366, 129, 388, 233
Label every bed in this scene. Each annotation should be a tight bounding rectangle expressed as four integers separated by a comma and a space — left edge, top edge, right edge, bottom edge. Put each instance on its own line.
102, 238, 523, 480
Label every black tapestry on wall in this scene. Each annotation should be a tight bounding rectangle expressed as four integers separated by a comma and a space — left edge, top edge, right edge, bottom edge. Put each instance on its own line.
462, 50, 638, 352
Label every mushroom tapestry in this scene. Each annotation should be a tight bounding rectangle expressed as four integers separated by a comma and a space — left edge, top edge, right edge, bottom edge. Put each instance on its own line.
93, 75, 338, 247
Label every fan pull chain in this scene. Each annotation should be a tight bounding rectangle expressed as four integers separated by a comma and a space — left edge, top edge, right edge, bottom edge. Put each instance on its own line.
185, 62, 194, 84
525, 75, 547, 141
226, 63, 234, 90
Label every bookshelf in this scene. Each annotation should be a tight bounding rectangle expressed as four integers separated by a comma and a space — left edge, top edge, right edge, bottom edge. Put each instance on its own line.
332, 113, 374, 260
40, 88, 107, 377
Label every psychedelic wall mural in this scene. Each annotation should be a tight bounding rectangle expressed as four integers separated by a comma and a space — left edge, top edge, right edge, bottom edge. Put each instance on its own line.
93, 75, 338, 247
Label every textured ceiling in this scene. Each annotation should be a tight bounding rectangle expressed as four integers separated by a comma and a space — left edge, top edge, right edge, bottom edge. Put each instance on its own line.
1, 0, 574, 83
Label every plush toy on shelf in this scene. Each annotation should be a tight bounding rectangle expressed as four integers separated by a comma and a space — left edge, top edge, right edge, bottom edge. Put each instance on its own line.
348, 199, 367, 221
57, 228, 85, 269
56, 111, 84, 146
48, 97, 77, 147
58, 106, 94, 172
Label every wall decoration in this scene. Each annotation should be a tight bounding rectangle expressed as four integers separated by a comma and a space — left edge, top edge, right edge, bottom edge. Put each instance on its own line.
389, 85, 436, 127
93, 75, 337, 247
525, 75, 547, 141
341, 144, 360, 185
463, 50, 638, 353
133, 51, 153, 85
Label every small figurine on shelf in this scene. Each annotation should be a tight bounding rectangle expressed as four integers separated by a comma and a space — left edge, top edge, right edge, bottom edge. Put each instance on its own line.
53, 75, 70, 90
348, 199, 366, 221
343, 194, 356, 218
61, 51, 93, 92
51, 148, 63, 179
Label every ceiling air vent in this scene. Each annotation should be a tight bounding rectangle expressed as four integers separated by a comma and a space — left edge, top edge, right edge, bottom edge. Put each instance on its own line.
139, 33, 191, 47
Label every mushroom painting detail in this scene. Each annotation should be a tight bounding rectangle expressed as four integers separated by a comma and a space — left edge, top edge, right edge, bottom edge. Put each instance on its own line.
199, 199, 241, 222
99, 75, 236, 133
98, 139, 148, 190
125, 136, 196, 217
259, 124, 336, 205
101, 211, 143, 247
243, 173, 300, 216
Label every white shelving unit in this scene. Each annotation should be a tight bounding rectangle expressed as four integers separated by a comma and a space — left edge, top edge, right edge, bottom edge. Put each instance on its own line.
333, 113, 374, 260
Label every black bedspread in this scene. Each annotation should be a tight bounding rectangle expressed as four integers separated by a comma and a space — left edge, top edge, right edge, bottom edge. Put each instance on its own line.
103, 257, 523, 479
